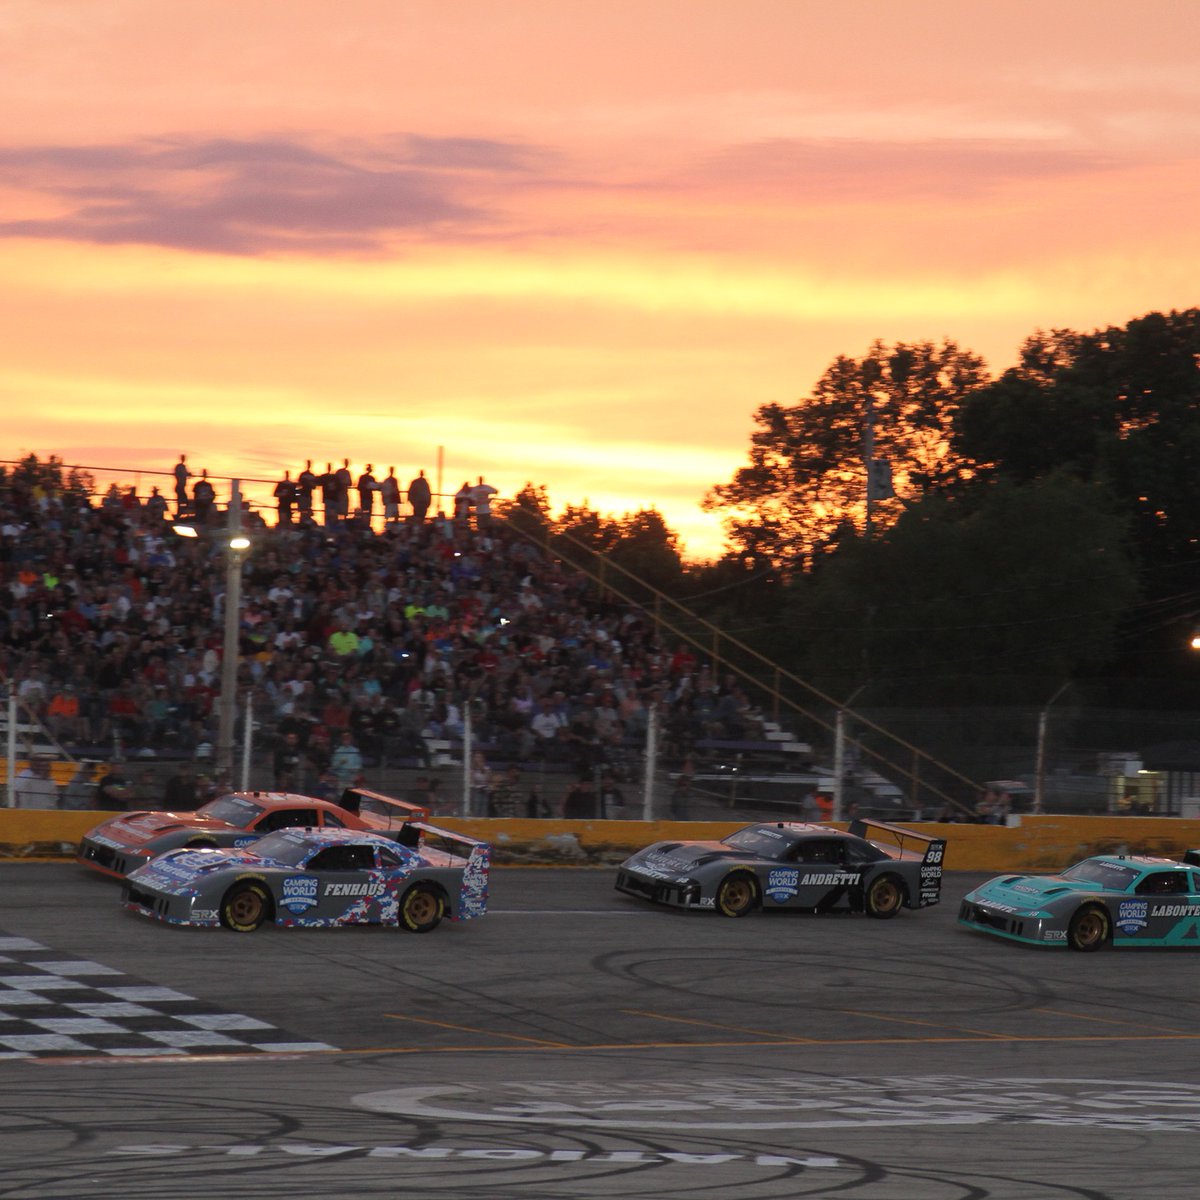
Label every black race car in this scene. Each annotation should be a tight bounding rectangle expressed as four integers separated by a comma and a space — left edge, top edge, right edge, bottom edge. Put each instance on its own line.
616, 819, 945, 918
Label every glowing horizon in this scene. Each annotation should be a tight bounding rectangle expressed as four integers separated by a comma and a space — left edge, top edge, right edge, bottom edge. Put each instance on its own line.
3, 1, 1198, 559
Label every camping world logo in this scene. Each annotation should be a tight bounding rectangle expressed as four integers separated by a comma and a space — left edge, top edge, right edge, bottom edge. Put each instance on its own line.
765, 869, 799, 902
1117, 900, 1147, 934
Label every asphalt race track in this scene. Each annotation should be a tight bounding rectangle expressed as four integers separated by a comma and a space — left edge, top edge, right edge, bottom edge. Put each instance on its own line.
2, 863, 1199, 1199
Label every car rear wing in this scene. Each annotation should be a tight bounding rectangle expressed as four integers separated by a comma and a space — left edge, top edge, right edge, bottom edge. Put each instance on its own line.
850, 818, 946, 907
341, 787, 429, 826
849, 817, 947, 865
393, 821, 490, 921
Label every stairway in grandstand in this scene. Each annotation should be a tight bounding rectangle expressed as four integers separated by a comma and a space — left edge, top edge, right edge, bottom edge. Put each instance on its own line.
511, 522, 981, 819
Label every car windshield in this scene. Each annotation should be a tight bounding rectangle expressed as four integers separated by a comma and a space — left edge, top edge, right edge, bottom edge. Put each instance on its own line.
1061, 860, 1139, 890
249, 830, 314, 866
722, 827, 792, 861
197, 795, 264, 827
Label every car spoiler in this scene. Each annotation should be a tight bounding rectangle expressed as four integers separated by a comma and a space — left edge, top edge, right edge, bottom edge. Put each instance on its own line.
848, 817, 947, 865
393, 820, 490, 921
1185, 850, 1200, 868
341, 787, 430, 826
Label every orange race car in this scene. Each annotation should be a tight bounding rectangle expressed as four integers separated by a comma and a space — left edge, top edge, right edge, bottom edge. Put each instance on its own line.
77, 787, 428, 881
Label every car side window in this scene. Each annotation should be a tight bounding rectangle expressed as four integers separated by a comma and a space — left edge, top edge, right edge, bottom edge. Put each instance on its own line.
791, 841, 842, 864
1136, 871, 1188, 896
378, 845, 404, 869
258, 808, 317, 832
307, 844, 375, 871
322, 810, 347, 828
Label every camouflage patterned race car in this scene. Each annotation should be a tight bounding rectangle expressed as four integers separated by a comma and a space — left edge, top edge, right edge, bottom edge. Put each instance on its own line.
122, 822, 489, 933
615, 819, 946, 918
959, 851, 1200, 951
78, 787, 427, 880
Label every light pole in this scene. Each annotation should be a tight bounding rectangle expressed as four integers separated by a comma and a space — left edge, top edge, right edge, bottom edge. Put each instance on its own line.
173, 479, 250, 783
1034, 681, 1070, 816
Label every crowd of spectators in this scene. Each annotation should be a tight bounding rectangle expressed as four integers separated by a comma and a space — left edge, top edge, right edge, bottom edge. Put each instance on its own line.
1, 457, 766, 814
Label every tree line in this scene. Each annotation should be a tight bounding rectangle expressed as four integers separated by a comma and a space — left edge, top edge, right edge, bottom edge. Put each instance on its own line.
503, 308, 1200, 711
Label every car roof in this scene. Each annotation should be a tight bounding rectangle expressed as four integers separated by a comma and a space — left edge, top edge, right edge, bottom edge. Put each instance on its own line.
1089, 854, 1190, 870
259, 826, 399, 850
741, 822, 854, 841
214, 791, 352, 813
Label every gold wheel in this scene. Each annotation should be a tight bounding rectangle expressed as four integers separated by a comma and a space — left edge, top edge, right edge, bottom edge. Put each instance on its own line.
401, 884, 444, 932
716, 874, 758, 918
220, 883, 270, 932
865, 875, 903, 919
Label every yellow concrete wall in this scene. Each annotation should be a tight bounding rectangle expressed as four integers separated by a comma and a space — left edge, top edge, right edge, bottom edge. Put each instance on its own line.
5, 810, 1200, 871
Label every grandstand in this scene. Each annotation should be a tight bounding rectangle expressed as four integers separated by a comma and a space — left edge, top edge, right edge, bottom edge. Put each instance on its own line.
0, 454, 977, 820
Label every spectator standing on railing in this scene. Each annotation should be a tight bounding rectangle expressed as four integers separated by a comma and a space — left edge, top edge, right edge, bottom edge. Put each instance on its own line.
273, 471, 297, 526
192, 471, 215, 525
172, 454, 190, 516
296, 459, 317, 521
356, 465, 377, 520
379, 467, 401, 524
408, 469, 432, 524
470, 476, 498, 528
453, 481, 472, 525
334, 459, 353, 522
145, 487, 167, 524
318, 463, 338, 526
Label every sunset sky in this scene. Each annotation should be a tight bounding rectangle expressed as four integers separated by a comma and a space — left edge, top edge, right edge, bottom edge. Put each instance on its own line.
3, 0, 1198, 558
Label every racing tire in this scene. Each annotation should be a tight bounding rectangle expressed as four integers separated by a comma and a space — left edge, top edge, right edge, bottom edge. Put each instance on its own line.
715, 872, 759, 918
1067, 904, 1110, 952
219, 881, 271, 932
864, 874, 905, 920
400, 884, 445, 933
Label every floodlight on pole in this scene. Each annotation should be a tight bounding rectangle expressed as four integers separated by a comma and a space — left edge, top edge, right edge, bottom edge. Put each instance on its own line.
169, 485, 251, 781
216, 480, 246, 782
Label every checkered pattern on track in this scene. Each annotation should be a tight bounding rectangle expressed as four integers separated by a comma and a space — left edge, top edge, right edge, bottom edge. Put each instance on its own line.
0, 935, 337, 1059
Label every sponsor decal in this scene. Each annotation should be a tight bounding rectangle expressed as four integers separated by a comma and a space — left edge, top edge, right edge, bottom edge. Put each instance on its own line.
90, 834, 128, 850
637, 866, 681, 882
281, 875, 319, 914
233, 836, 258, 849
1117, 900, 1148, 934
1150, 904, 1200, 918
920, 865, 942, 878
325, 882, 386, 898
460, 846, 490, 919
191, 909, 218, 921
1044, 930, 1067, 941
924, 846, 944, 864
803, 872, 859, 887
1010, 883, 1043, 896
765, 868, 799, 902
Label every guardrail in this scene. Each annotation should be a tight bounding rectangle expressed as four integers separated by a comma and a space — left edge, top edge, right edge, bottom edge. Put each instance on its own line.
5, 812, 1200, 873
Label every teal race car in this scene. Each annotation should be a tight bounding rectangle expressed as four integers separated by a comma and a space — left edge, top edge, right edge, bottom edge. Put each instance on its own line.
959, 851, 1200, 951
